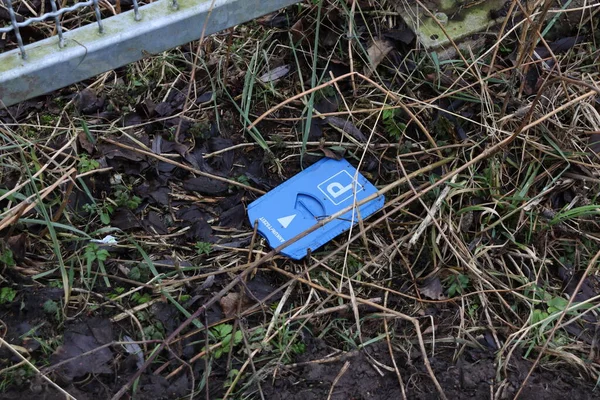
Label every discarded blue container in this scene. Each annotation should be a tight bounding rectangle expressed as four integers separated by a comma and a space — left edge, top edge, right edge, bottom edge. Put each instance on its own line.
247, 158, 385, 259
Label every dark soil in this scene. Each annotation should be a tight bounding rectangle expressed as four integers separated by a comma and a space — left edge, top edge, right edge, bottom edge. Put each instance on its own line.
263, 340, 598, 400
3, 285, 597, 399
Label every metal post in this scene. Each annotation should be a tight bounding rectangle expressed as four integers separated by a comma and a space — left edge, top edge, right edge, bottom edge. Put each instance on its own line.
0, 0, 300, 107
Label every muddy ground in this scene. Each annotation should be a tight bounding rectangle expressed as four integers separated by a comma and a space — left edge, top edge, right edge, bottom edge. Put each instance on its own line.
2, 0, 600, 399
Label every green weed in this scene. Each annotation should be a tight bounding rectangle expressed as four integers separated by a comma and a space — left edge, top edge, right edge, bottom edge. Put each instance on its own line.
195, 242, 212, 256
43, 299, 61, 321
78, 154, 99, 173
381, 108, 405, 141
0, 287, 17, 304
84, 243, 110, 287
446, 273, 470, 297
0, 248, 15, 267
208, 324, 243, 359
131, 292, 152, 304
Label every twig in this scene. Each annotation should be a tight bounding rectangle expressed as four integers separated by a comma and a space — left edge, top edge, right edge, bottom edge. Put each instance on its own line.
348, 0, 357, 96
0, 134, 77, 204
384, 291, 407, 400
0, 167, 78, 231
408, 172, 457, 247
326, 361, 350, 400
288, 297, 381, 321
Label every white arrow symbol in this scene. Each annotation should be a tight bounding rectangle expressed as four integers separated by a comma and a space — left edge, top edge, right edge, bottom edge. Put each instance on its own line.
277, 214, 296, 229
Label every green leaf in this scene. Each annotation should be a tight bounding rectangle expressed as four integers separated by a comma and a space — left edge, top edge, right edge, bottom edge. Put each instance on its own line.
132, 292, 151, 304
448, 283, 457, 298
43, 299, 59, 315
214, 324, 233, 338
547, 296, 568, 311
195, 242, 212, 256
129, 266, 141, 281
96, 249, 110, 262
233, 330, 243, 346
85, 244, 99, 263
0, 249, 15, 266
532, 309, 549, 324
100, 212, 111, 225
228, 369, 240, 379
292, 342, 306, 354
222, 334, 232, 349
0, 287, 17, 304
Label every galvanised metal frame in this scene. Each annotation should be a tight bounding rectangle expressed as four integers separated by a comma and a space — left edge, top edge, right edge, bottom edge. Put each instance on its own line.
0, 0, 299, 107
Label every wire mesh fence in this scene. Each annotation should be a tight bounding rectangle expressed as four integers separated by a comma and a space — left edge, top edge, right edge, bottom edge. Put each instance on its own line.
0, 0, 299, 107
1, 0, 108, 58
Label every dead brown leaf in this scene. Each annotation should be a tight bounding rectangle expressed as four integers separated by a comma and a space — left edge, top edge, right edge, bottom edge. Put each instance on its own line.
77, 131, 94, 154
318, 143, 343, 160
364, 39, 394, 76
219, 292, 252, 318
419, 276, 446, 300
219, 293, 239, 318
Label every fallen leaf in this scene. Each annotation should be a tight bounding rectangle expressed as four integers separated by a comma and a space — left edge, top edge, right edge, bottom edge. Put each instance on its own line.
315, 95, 340, 114
364, 39, 394, 76
325, 116, 367, 142
111, 208, 142, 231
142, 211, 168, 235
176, 207, 213, 242
137, 374, 189, 399
77, 131, 94, 153
534, 36, 582, 60
220, 292, 241, 318
383, 27, 415, 44
183, 176, 229, 195
122, 112, 143, 128
305, 119, 323, 141
50, 318, 113, 381
245, 274, 282, 303
164, 117, 190, 135
150, 302, 179, 334
257, 10, 295, 28
76, 88, 104, 114
6, 233, 27, 263
208, 137, 234, 171
154, 102, 174, 117
188, 221, 214, 243
219, 204, 245, 228
259, 65, 291, 83
419, 276, 446, 300
195, 91, 213, 104
319, 146, 343, 160
97, 136, 147, 162
122, 335, 144, 370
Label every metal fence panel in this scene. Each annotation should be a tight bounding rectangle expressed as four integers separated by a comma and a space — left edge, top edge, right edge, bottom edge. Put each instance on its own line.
0, 0, 299, 107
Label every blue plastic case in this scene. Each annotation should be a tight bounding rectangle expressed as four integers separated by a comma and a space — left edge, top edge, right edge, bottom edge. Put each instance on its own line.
247, 158, 385, 259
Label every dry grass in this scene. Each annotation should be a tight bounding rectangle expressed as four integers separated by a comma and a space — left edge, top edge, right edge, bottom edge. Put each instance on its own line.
1, 0, 600, 399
